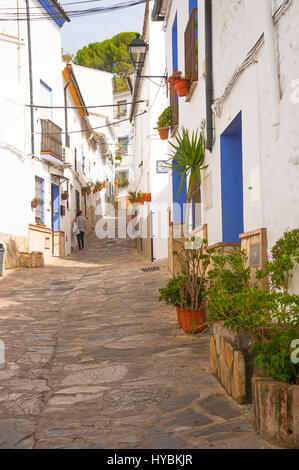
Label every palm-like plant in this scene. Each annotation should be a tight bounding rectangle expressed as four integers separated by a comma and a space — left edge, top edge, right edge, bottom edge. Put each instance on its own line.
166, 127, 208, 204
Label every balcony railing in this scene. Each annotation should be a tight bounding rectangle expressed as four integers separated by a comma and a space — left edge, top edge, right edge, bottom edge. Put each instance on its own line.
40, 119, 63, 160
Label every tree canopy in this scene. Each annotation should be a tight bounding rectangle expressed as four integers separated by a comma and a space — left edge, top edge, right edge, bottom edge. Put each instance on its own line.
74, 32, 138, 92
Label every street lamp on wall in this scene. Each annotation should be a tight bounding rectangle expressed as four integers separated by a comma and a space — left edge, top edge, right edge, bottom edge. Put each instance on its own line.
127, 33, 167, 80
127, 33, 148, 70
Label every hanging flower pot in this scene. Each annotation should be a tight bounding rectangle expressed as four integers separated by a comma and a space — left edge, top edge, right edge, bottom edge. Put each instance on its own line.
158, 127, 170, 140
174, 78, 190, 97
31, 198, 38, 209
61, 191, 68, 201
143, 193, 152, 202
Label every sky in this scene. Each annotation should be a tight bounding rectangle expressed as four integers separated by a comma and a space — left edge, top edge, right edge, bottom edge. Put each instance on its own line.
60, 0, 146, 56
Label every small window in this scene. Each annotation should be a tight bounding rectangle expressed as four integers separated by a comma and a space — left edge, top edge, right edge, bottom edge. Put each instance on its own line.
118, 136, 129, 155
40, 80, 52, 120
35, 176, 45, 224
191, 172, 202, 229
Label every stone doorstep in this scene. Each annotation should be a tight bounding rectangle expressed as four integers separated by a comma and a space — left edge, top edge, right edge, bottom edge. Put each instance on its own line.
253, 377, 299, 449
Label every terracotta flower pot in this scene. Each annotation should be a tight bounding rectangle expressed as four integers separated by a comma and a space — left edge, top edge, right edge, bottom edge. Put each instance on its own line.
158, 127, 169, 140
180, 308, 206, 333
176, 306, 182, 327
31, 201, 38, 209
144, 193, 151, 202
174, 79, 189, 97
61, 193, 68, 200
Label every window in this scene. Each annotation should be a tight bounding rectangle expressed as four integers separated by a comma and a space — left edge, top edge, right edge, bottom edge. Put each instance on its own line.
75, 189, 80, 213
116, 170, 129, 187
185, 7, 198, 86
172, 14, 178, 71
35, 176, 45, 224
191, 172, 202, 229
74, 147, 77, 172
114, 100, 127, 119
40, 80, 52, 120
118, 136, 129, 155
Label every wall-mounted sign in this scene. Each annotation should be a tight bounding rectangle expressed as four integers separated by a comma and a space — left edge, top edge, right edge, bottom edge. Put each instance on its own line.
156, 160, 168, 173
250, 243, 260, 268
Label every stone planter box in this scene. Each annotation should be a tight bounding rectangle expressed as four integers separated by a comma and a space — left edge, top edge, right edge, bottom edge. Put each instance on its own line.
209, 321, 255, 404
253, 377, 299, 448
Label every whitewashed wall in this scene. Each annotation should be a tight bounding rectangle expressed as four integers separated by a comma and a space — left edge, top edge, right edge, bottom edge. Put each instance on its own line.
163, 0, 299, 255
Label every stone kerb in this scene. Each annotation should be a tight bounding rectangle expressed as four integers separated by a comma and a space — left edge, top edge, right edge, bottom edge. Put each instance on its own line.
210, 321, 255, 404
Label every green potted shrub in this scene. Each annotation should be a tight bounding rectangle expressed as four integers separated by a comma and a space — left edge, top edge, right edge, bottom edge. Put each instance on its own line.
159, 277, 182, 326
61, 190, 68, 201
174, 236, 212, 333
157, 106, 172, 140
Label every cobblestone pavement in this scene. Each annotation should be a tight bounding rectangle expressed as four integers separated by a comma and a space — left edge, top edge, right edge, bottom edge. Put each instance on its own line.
0, 234, 277, 449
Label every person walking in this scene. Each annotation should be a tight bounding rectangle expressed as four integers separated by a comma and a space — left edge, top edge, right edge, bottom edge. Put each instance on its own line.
72, 210, 87, 253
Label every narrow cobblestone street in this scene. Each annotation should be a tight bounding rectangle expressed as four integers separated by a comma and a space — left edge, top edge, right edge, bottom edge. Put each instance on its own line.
0, 234, 277, 449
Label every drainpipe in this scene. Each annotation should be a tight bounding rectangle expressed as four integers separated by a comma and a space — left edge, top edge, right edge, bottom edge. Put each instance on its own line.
64, 79, 71, 147
205, 0, 213, 151
262, 0, 280, 134
25, 0, 34, 156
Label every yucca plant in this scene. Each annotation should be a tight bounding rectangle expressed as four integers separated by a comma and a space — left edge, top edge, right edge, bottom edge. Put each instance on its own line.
166, 127, 208, 204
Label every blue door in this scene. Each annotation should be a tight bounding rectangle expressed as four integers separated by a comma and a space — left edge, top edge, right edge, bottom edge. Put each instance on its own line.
51, 183, 60, 231
220, 112, 244, 242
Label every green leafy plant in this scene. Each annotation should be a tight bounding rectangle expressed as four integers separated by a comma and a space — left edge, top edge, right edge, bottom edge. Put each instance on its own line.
165, 128, 208, 204
115, 154, 123, 162
174, 237, 212, 310
159, 277, 181, 307
157, 106, 172, 129
205, 247, 251, 322
206, 230, 299, 384
256, 228, 299, 293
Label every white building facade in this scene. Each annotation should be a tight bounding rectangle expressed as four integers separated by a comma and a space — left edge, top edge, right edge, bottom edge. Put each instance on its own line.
0, 0, 114, 269
152, 0, 299, 286
130, 1, 171, 261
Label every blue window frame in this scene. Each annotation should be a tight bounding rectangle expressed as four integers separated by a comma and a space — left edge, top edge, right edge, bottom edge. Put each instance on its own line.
172, 158, 187, 223
189, 0, 197, 15
172, 14, 178, 71
118, 136, 129, 155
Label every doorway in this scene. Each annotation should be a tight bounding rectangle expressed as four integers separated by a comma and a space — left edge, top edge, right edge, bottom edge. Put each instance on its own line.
51, 183, 60, 231
220, 111, 244, 242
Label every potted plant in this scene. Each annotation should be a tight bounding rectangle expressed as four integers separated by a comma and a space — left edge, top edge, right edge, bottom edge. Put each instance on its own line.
159, 277, 182, 326
115, 154, 123, 162
31, 198, 39, 209
167, 70, 190, 97
143, 193, 152, 202
61, 190, 68, 200
174, 236, 212, 333
157, 106, 172, 140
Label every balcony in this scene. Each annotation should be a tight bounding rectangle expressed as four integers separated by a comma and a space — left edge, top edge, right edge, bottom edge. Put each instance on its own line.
40, 119, 63, 166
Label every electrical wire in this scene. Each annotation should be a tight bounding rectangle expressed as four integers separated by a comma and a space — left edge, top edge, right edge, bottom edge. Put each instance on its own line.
34, 109, 147, 135
26, 99, 145, 109
0, 0, 147, 21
